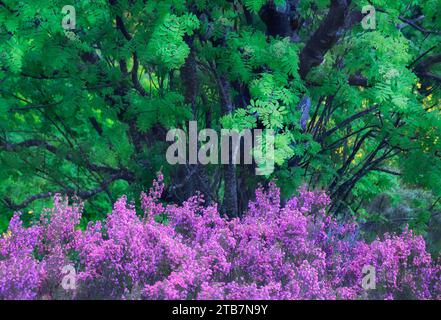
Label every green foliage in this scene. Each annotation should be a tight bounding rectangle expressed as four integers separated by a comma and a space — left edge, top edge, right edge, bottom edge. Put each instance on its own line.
0, 0, 440, 237
362, 187, 441, 255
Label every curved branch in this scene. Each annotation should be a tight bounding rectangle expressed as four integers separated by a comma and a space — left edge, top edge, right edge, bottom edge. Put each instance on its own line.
2, 171, 135, 211
299, 0, 351, 79
0, 139, 129, 175
414, 54, 441, 84
132, 53, 147, 96
319, 105, 379, 141
397, 15, 441, 35
373, 167, 401, 176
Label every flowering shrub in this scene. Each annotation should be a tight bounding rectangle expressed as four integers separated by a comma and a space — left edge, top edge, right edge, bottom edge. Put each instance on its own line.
0, 174, 440, 300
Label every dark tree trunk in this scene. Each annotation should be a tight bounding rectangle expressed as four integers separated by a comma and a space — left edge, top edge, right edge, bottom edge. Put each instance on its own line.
218, 75, 239, 218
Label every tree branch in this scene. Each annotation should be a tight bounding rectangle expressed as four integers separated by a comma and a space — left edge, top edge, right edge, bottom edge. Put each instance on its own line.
0, 138, 131, 176
299, 0, 351, 79
414, 54, 441, 83
259, 1, 300, 40
397, 15, 441, 35
2, 171, 135, 211
373, 167, 401, 176
319, 105, 378, 141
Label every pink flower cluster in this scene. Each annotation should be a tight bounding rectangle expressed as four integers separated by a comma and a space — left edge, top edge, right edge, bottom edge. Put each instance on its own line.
0, 174, 440, 300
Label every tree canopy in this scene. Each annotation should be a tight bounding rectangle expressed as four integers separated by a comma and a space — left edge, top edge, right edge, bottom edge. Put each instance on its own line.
0, 0, 440, 226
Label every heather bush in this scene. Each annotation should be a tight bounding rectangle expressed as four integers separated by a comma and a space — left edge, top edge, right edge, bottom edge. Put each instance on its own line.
0, 175, 439, 300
